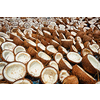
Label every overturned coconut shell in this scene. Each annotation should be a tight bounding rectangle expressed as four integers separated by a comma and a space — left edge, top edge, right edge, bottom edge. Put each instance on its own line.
13, 78, 33, 84
0, 62, 7, 80
50, 39, 60, 48
59, 58, 72, 72
36, 51, 51, 65
1, 42, 16, 51
40, 67, 58, 84
61, 39, 73, 49
58, 45, 68, 55
27, 59, 44, 78
13, 36, 24, 45
63, 75, 79, 84
14, 46, 26, 55
3, 62, 26, 82
81, 48, 93, 57
27, 47, 38, 57
72, 64, 96, 84
46, 45, 58, 56
67, 52, 82, 64
82, 54, 100, 74
16, 52, 31, 64
49, 61, 59, 71
59, 69, 70, 83
2, 50, 15, 62
54, 52, 63, 64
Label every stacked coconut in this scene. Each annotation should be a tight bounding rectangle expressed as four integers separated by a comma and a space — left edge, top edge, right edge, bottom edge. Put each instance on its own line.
0, 17, 100, 84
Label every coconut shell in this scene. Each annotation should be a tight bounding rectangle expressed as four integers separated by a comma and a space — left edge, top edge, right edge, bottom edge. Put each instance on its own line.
41, 39, 49, 46
83, 35, 92, 43
58, 46, 68, 55
72, 64, 96, 84
59, 33, 66, 39
54, 36, 61, 44
75, 41, 84, 51
70, 45, 78, 52
84, 41, 90, 48
82, 54, 100, 74
63, 75, 79, 84
58, 58, 72, 72
50, 39, 60, 48
27, 47, 38, 57
13, 36, 24, 45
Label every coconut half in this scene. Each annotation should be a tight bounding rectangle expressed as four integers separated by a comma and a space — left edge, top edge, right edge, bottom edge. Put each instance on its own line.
0, 32, 9, 39
0, 62, 7, 80
46, 45, 58, 56
13, 78, 33, 84
50, 39, 60, 48
3, 62, 26, 82
59, 69, 70, 83
1, 42, 16, 51
54, 52, 63, 64
40, 67, 58, 84
0, 37, 5, 45
81, 48, 93, 57
16, 52, 31, 64
36, 51, 51, 65
72, 64, 96, 84
2, 50, 14, 62
82, 54, 100, 74
58, 46, 68, 55
63, 75, 79, 84
49, 61, 59, 71
67, 52, 82, 64
70, 45, 78, 52
14, 46, 26, 55
36, 43, 46, 52
27, 59, 44, 78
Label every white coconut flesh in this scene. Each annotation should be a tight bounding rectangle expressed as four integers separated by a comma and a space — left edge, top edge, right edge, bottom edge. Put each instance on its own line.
88, 55, 100, 71
92, 44, 99, 50
49, 61, 59, 71
67, 52, 82, 63
61, 39, 72, 42
79, 42, 84, 49
77, 65, 96, 80
14, 46, 26, 55
62, 58, 72, 69
27, 59, 44, 77
55, 53, 63, 63
72, 45, 78, 52
82, 48, 92, 56
26, 39, 36, 47
6, 38, 13, 42
38, 29, 44, 36
71, 31, 77, 36
96, 81, 100, 84
59, 70, 69, 82
52, 40, 59, 45
16, 52, 31, 64
43, 30, 51, 35
0, 62, 7, 80
38, 51, 51, 60
24, 29, 32, 36
0, 32, 10, 39
91, 40, 96, 44
0, 37, 5, 45
76, 36, 82, 43
41, 67, 58, 84
89, 45, 98, 53
37, 43, 45, 51
47, 45, 57, 53
1, 42, 16, 51
13, 79, 32, 84
61, 46, 68, 54
59, 24, 65, 31
2, 50, 14, 62
3, 62, 26, 82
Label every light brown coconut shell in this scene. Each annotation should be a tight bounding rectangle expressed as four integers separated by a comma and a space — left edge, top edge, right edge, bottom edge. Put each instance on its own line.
36, 43, 46, 52
81, 48, 93, 57
36, 51, 51, 65
59, 33, 66, 39
27, 46, 38, 57
10, 32, 17, 39
40, 66, 58, 84
50, 39, 60, 48
13, 36, 24, 45
36, 29, 44, 36
36, 39, 41, 44
45, 37, 51, 43
54, 36, 61, 44
52, 30, 59, 37
84, 41, 90, 48
59, 58, 72, 72
67, 52, 82, 64
70, 45, 78, 52
83, 35, 92, 43
75, 36, 82, 43
61, 39, 73, 49
43, 30, 53, 39
72, 64, 96, 84
76, 31, 85, 39
41, 39, 49, 46
82, 54, 100, 74
58, 45, 68, 55
65, 31, 71, 38
63, 75, 79, 84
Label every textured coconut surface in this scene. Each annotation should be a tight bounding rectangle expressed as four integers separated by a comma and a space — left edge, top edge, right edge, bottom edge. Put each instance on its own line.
0, 17, 100, 84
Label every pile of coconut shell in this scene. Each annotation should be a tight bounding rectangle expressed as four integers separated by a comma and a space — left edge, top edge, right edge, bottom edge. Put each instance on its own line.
0, 17, 100, 84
